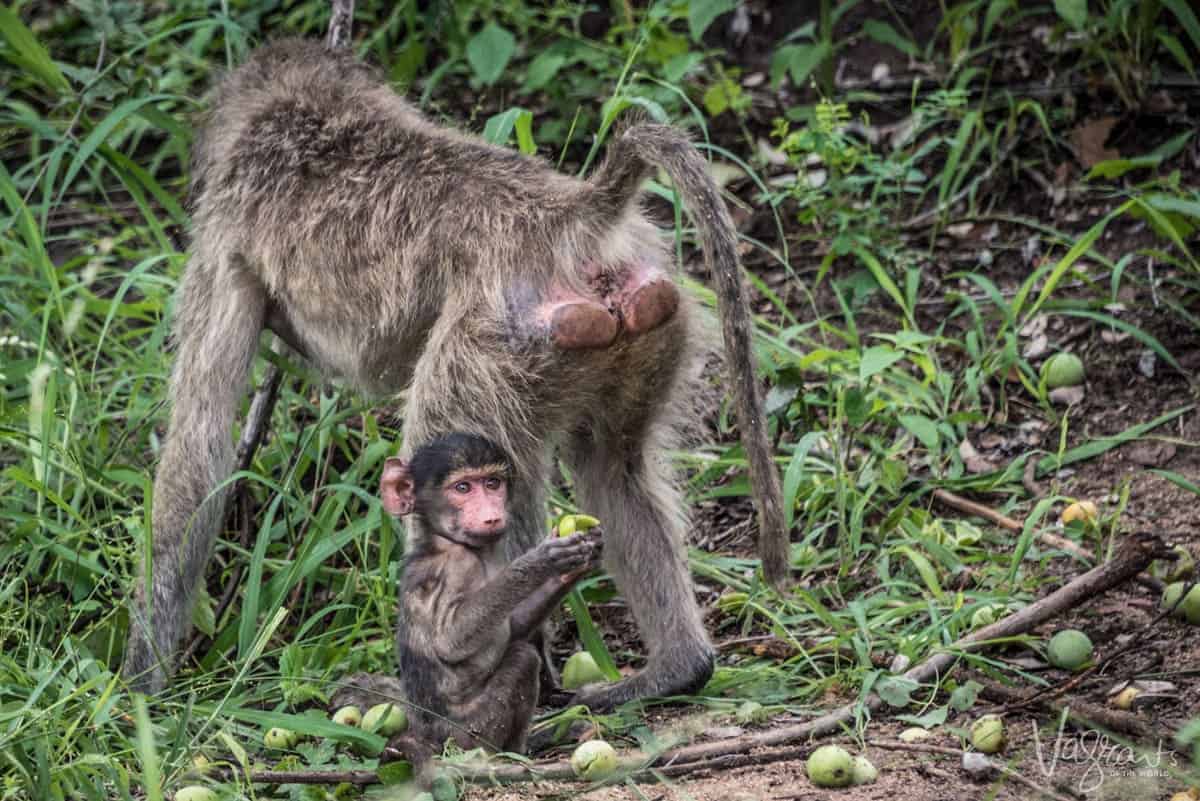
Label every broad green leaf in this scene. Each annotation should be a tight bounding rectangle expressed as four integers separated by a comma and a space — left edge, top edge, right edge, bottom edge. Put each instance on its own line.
896, 545, 944, 599
523, 51, 565, 91
862, 20, 919, 57
949, 679, 983, 710
466, 22, 516, 86
1053, 0, 1088, 30
876, 675, 919, 707
899, 414, 939, 453
859, 345, 904, 381
688, 0, 737, 42
483, 107, 531, 147
897, 705, 950, 727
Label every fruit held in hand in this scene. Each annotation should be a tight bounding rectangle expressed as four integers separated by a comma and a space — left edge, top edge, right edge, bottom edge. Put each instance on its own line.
1060, 500, 1098, 525
1046, 629, 1094, 671
970, 715, 1006, 753
806, 744, 854, 788
175, 786, 218, 801
264, 727, 297, 749
570, 740, 618, 779
557, 514, 601, 537
362, 703, 408, 735
1042, 352, 1085, 388
332, 705, 362, 727
562, 651, 607, 689
850, 755, 878, 785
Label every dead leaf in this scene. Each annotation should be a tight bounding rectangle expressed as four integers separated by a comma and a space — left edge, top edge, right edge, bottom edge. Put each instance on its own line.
959, 438, 996, 474
1071, 116, 1120, 168
1127, 441, 1176, 467
1048, 385, 1086, 406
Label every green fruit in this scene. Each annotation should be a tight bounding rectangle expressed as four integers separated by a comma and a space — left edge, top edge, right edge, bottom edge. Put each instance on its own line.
332, 705, 362, 727
362, 703, 408, 736
264, 727, 296, 749
734, 700, 767, 725
970, 604, 1004, 629
1153, 547, 1196, 583
557, 514, 601, 538
570, 740, 619, 779
175, 787, 218, 801
1046, 629, 1094, 671
806, 744, 854, 788
562, 651, 607, 690
970, 715, 1006, 754
1042, 352, 1085, 388
1180, 584, 1200, 624
411, 794, 434, 801
850, 755, 878, 785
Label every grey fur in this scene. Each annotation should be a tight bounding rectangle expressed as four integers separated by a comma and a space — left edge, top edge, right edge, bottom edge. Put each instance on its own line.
122, 38, 785, 703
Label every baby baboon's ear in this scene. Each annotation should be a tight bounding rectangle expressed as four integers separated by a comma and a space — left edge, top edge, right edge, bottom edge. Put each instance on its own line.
380, 457, 415, 516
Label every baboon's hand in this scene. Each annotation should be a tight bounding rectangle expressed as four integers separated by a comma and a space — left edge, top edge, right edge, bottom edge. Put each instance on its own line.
534, 529, 603, 576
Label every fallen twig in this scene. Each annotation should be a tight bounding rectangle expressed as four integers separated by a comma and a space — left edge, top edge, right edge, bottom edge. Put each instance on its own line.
930, 488, 1164, 593
976, 677, 1147, 738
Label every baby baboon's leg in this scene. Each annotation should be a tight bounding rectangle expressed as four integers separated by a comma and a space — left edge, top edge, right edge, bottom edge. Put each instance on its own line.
563, 327, 714, 709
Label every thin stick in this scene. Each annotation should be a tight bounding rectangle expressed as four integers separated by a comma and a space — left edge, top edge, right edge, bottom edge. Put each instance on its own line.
931, 488, 1164, 593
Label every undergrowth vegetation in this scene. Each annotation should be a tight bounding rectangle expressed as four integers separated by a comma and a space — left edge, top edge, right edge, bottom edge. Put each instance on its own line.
1, 1, 1199, 799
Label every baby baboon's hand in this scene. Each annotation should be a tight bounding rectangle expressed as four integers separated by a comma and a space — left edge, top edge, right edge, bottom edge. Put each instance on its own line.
536, 528, 603, 576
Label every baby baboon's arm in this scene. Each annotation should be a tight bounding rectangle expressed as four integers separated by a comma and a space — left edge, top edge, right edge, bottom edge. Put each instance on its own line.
433, 531, 601, 662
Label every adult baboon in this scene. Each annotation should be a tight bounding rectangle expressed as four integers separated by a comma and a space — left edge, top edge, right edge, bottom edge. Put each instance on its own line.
124, 28, 786, 704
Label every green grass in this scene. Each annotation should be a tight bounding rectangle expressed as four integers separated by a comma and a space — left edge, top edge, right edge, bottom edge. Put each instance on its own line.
2, 1, 1199, 799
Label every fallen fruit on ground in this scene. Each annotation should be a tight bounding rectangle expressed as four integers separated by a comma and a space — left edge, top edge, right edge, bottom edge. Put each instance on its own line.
1060, 500, 1098, 525
806, 744, 854, 788
264, 727, 296, 749
898, 727, 932, 743
332, 705, 362, 727
850, 754, 878, 785
1042, 352, 1085, 388
970, 715, 1006, 753
562, 651, 607, 689
1046, 629, 1094, 671
174, 787, 218, 801
1163, 582, 1200, 624
1110, 687, 1141, 710
362, 703, 408, 735
571, 740, 618, 779
970, 604, 1004, 629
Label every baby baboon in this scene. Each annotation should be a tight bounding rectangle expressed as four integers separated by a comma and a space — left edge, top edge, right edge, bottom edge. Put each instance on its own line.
334, 433, 603, 769
123, 31, 787, 704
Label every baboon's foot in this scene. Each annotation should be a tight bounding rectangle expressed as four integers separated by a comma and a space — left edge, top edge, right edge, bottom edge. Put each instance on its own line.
543, 299, 619, 350
614, 269, 679, 335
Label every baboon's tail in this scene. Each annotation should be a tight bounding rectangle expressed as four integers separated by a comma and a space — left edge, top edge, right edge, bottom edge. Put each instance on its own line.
122, 252, 266, 692
326, 0, 355, 50
587, 124, 790, 588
